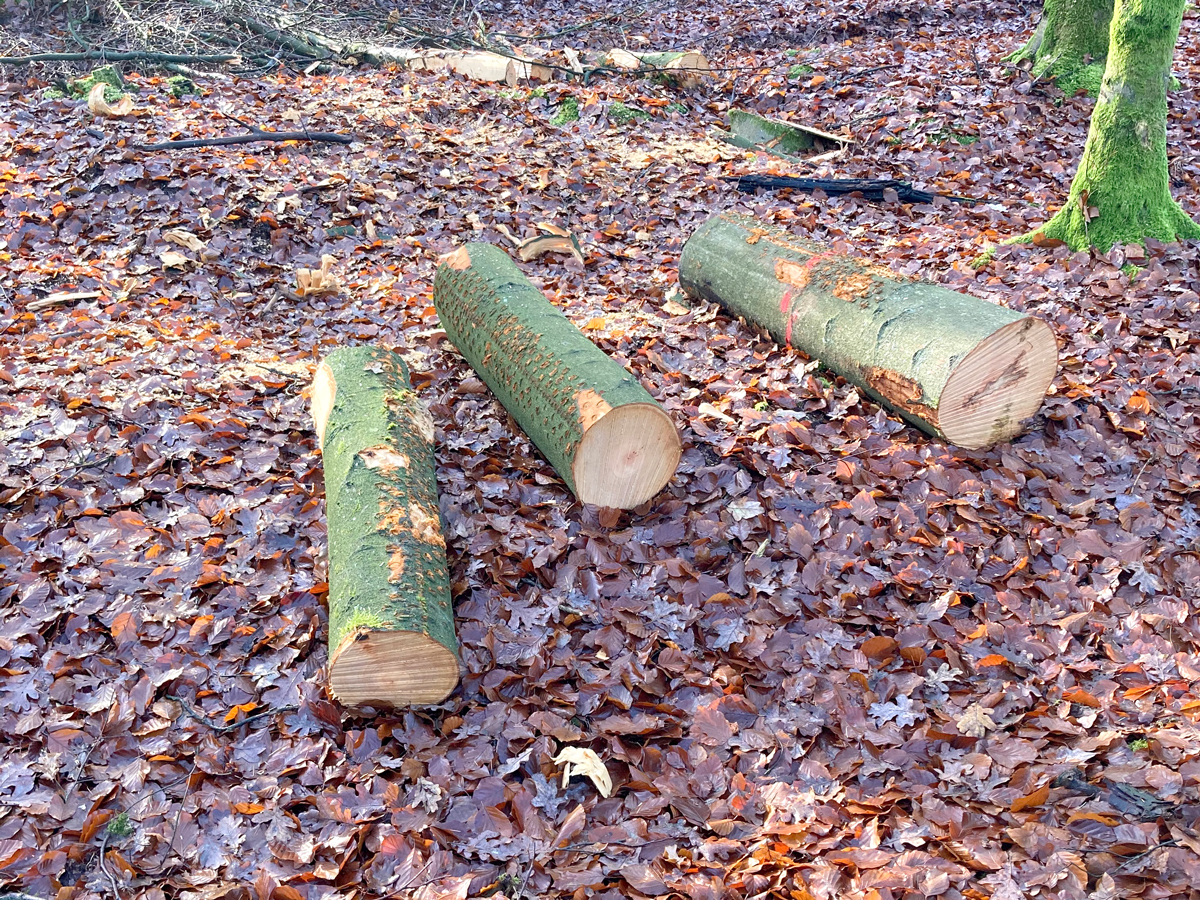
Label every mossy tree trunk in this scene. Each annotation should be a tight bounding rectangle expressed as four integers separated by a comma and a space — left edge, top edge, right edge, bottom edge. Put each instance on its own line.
679, 214, 1058, 450
1031, 0, 1200, 251
1008, 0, 1113, 96
434, 244, 681, 510
311, 346, 459, 708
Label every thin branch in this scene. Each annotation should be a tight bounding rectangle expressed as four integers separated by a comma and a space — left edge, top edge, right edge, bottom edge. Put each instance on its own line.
166, 694, 298, 734
0, 50, 238, 64
136, 130, 355, 151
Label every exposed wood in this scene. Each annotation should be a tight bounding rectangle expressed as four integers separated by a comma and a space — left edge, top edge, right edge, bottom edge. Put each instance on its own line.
434, 243, 680, 509
0, 50, 238, 65
604, 49, 711, 88
312, 346, 459, 707
136, 130, 354, 151
678, 213, 1058, 449
387, 48, 552, 84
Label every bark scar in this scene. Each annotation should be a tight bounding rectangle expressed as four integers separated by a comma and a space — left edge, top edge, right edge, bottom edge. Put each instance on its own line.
862, 366, 938, 427
441, 246, 472, 271
575, 388, 613, 432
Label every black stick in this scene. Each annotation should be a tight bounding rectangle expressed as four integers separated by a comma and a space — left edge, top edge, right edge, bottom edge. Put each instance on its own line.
136, 130, 355, 151
0, 50, 237, 65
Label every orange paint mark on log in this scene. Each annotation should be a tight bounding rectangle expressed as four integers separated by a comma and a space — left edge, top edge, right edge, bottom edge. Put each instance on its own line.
442, 246, 472, 271
863, 366, 939, 427
575, 389, 612, 432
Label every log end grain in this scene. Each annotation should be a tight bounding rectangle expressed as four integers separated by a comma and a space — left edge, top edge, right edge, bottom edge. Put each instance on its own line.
937, 316, 1059, 449
572, 400, 681, 509
329, 628, 459, 707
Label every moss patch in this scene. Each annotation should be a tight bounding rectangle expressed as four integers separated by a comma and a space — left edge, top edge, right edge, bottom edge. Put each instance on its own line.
166, 75, 196, 97
609, 101, 650, 125
550, 96, 579, 126
55, 66, 126, 102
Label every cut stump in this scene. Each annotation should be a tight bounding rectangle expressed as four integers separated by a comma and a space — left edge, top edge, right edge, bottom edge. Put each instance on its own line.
434, 244, 681, 509
678, 213, 1058, 449
312, 346, 459, 707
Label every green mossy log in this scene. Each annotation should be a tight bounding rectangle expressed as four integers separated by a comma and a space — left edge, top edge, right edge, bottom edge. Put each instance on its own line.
1030, 0, 1200, 251
311, 346, 458, 707
434, 244, 681, 509
723, 110, 848, 158
1007, 0, 1112, 96
679, 214, 1058, 449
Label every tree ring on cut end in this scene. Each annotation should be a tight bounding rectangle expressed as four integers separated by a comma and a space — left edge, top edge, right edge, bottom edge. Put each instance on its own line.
572, 402, 681, 509
329, 629, 460, 707
938, 317, 1058, 450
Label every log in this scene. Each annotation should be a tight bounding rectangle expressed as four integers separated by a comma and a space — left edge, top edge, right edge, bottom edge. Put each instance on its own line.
678, 214, 1058, 449
722, 110, 849, 158
604, 49, 711, 88
434, 244, 681, 508
311, 346, 459, 707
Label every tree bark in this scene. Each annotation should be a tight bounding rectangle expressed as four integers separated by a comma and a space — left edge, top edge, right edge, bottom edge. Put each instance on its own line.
679, 214, 1058, 450
311, 346, 459, 708
434, 244, 680, 509
1033, 0, 1200, 250
1008, 0, 1113, 95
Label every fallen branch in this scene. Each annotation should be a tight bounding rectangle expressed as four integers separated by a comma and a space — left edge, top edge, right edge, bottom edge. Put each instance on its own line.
0, 50, 238, 65
137, 130, 354, 151
724, 174, 977, 205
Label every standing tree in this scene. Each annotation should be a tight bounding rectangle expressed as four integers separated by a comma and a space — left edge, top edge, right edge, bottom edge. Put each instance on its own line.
1009, 0, 1114, 96
1024, 0, 1200, 251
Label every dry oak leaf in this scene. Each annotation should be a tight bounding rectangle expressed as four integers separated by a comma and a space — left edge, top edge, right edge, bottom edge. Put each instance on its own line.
295, 254, 342, 297
957, 703, 998, 737
159, 249, 191, 270
553, 746, 612, 797
87, 83, 135, 118
164, 229, 207, 252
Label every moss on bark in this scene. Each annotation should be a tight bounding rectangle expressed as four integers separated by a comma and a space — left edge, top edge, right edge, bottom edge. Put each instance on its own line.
1008, 0, 1113, 96
1028, 0, 1200, 251
315, 347, 457, 697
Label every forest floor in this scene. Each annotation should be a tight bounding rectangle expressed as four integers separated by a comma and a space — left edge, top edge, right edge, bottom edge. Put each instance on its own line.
3, 0, 1200, 898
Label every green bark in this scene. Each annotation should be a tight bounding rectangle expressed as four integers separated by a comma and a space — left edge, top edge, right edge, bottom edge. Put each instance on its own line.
315, 346, 458, 706
1030, 0, 1200, 250
679, 214, 1058, 449
1008, 0, 1113, 96
434, 244, 679, 508
724, 110, 847, 158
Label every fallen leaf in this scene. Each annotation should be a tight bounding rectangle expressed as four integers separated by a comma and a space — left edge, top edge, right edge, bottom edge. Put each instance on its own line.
553, 747, 612, 797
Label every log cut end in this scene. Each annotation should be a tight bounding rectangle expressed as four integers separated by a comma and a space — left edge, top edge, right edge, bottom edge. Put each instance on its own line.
937, 317, 1058, 449
310, 361, 337, 450
329, 628, 460, 707
572, 400, 681, 509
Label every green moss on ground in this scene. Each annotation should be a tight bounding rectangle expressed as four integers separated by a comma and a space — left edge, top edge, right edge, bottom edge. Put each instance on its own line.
166, 75, 196, 97
609, 101, 649, 124
550, 96, 579, 125
51, 65, 126, 102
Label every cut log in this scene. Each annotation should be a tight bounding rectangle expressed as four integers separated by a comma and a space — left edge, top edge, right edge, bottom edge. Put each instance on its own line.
434, 244, 681, 508
678, 214, 1058, 449
718, 110, 849, 160
311, 346, 459, 707
388, 48, 552, 85
604, 49, 711, 88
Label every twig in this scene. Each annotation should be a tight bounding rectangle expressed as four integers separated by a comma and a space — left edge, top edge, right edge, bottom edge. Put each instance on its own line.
2, 452, 117, 506
1115, 839, 1178, 871
97, 825, 124, 898
166, 694, 298, 733
136, 130, 354, 151
0, 50, 238, 65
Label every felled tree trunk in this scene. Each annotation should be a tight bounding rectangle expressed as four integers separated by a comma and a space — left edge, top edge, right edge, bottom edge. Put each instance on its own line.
1031, 0, 1200, 250
311, 346, 459, 707
434, 244, 680, 509
1008, 0, 1113, 95
679, 214, 1058, 449
604, 49, 710, 88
